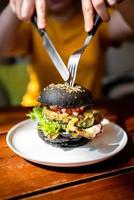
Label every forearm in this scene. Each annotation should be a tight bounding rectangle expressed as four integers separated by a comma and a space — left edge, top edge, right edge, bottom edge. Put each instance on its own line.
0, 4, 21, 56
117, 0, 134, 30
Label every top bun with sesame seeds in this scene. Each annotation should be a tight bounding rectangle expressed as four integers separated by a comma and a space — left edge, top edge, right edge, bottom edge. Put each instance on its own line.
38, 83, 93, 108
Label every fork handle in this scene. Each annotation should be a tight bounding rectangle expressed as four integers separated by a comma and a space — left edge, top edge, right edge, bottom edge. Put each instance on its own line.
88, 14, 102, 36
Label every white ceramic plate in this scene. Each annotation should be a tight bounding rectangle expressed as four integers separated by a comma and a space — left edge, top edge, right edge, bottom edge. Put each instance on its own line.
6, 119, 128, 167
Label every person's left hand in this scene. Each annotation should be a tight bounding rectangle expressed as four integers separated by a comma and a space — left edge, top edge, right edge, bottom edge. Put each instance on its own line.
81, 0, 124, 32
10, 0, 46, 28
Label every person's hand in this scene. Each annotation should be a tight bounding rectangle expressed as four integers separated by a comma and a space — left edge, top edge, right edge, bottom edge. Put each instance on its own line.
81, 0, 124, 32
9, 0, 46, 28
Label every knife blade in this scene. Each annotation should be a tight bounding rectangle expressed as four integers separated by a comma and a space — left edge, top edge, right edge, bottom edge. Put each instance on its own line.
32, 15, 70, 82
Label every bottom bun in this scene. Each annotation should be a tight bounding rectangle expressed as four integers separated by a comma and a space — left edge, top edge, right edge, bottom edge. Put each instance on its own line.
38, 129, 89, 147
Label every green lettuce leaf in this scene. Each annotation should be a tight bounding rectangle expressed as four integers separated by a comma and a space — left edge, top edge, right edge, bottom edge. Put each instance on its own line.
27, 107, 61, 138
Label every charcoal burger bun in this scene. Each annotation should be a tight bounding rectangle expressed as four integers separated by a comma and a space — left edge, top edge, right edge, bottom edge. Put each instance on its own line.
38, 83, 93, 108
37, 83, 96, 147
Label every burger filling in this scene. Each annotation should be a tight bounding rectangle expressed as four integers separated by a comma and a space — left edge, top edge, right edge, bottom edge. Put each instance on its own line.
29, 106, 103, 140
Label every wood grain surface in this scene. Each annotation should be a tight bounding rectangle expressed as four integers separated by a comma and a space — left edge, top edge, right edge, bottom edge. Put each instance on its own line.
29, 171, 134, 200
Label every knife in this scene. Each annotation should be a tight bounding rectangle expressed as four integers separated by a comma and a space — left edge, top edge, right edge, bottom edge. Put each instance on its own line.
32, 14, 70, 82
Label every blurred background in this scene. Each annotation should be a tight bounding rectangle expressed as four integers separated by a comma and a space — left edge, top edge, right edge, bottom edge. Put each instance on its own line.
0, 1, 134, 107
103, 41, 134, 99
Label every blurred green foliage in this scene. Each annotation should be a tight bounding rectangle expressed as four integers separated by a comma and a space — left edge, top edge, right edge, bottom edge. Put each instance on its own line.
0, 64, 29, 106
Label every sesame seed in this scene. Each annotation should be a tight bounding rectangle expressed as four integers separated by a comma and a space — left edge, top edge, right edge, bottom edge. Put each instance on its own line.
43, 83, 84, 94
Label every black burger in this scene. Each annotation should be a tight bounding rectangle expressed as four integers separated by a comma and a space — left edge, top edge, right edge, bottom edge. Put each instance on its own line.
28, 83, 103, 147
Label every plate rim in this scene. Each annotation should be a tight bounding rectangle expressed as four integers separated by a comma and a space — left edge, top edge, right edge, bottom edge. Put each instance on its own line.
6, 119, 128, 167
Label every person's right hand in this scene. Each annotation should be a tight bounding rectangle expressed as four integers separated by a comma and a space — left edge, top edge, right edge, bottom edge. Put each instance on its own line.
9, 0, 46, 28
81, 0, 124, 32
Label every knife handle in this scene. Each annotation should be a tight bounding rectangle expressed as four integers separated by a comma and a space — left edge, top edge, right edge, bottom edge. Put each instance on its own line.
88, 14, 102, 36
31, 12, 45, 37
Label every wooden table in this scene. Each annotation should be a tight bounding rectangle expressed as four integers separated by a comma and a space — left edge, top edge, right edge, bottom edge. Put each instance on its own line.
0, 99, 134, 200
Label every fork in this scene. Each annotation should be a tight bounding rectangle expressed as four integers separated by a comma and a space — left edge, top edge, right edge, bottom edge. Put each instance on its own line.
67, 14, 102, 86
